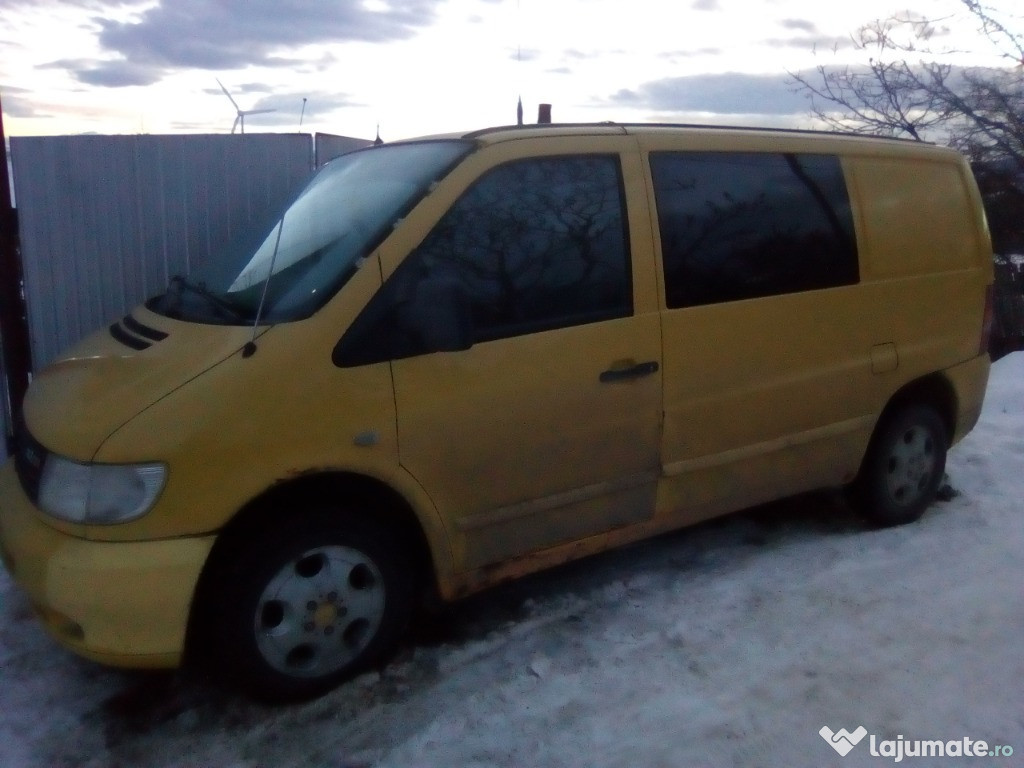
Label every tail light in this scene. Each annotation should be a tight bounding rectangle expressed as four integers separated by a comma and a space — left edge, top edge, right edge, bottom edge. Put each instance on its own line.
980, 283, 995, 357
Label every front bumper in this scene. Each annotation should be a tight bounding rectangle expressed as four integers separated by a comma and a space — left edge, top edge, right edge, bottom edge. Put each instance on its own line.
0, 463, 214, 668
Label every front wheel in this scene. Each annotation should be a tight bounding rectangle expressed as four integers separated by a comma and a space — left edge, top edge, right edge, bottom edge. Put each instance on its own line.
854, 405, 948, 527
198, 509, 416, 701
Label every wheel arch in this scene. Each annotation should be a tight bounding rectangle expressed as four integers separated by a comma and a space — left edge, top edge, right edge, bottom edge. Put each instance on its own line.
852, 377, 954, 526
184, 470, 446, 665
873, 372, 958, 449
852, 370, 957, 490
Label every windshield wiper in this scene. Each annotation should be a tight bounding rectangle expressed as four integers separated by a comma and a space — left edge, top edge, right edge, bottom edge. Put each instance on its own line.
169, 275, 247, 322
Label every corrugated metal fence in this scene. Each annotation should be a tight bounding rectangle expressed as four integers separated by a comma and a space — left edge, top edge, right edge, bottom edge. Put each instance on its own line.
10, 131, 370, 369
2, 131, 368, 456
11, 133, 316, 367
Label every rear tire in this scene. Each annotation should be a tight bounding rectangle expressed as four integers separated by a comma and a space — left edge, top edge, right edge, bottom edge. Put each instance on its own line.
197, 507, 416, 702
854, 405, 948, 527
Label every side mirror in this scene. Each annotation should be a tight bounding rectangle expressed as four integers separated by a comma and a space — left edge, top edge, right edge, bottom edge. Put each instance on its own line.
399, 275, 474, 353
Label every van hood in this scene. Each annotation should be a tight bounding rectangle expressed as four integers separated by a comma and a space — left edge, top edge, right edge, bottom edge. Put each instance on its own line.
22, 307, 262, 460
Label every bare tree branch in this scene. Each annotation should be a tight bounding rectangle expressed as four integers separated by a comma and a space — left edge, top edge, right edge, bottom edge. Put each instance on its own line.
789, 0, 1024, 251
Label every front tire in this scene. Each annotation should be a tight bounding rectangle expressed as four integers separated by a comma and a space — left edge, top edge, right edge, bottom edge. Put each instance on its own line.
199, 509, 416, 701
854, 405, 948, 527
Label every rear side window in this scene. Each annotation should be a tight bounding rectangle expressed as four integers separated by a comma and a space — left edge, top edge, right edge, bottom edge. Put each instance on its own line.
335, 154, 632, 366
651, 152, 858, 309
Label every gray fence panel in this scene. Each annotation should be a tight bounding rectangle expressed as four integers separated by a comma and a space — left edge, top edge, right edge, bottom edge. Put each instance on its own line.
11, 133, 314, 368
314, 132, 372, 167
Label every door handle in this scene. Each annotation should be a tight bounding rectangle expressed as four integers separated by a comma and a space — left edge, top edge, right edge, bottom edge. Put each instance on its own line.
599, 360, 659, 383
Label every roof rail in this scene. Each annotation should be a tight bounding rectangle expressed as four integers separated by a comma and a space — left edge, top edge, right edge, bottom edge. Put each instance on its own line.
462, 121, 928, 144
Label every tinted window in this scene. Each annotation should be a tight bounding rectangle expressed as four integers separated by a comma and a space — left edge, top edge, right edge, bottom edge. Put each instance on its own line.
335, 155, 632, 366
651, 152, 858, 309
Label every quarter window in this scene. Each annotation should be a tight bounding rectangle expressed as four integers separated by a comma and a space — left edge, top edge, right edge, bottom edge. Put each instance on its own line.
650, 152, 859, 309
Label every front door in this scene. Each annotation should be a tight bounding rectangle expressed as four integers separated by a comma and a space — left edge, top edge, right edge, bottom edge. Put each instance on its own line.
341, 142, 662, 570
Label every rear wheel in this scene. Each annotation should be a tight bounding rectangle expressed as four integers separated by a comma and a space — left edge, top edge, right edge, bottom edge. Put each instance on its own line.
854, 405, 948, 526
198, 508, 416, 701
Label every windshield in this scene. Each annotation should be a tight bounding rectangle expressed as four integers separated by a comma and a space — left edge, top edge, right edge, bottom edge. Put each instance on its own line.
148, 139, 473, 324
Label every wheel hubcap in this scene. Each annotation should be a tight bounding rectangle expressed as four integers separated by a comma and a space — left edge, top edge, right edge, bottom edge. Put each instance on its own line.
254, 546, 385, 677
885, 425, 936, 506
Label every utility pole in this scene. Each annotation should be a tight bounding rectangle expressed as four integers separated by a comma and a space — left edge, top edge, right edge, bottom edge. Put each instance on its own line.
0, 92, 32, 450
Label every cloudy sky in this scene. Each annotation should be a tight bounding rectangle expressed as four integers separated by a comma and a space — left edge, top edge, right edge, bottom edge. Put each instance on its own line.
0, 0, 1016, 141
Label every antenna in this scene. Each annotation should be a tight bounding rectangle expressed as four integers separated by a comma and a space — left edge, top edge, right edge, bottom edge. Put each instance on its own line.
298, 97, 307, 130
244, 214, 286, 357
516, 0, 524, 125
216, 78, 276, 134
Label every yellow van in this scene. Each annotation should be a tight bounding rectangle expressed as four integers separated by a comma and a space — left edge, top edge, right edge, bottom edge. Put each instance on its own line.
0, 124, 994, 700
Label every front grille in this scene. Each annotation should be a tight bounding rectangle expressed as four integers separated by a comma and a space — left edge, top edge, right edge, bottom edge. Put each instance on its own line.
13, 417, 46, 503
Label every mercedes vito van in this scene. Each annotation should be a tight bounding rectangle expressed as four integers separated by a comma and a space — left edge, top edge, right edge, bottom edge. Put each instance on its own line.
0, 123, 994, 700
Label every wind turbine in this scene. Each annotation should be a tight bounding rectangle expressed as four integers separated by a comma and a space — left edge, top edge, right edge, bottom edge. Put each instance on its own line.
216, 78, 276, 134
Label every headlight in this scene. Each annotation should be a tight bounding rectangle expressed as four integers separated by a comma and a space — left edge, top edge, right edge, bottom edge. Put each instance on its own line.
38, 455, 167, 524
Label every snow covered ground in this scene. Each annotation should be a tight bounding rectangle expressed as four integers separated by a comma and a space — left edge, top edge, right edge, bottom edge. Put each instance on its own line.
2, 354, 1022, 768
